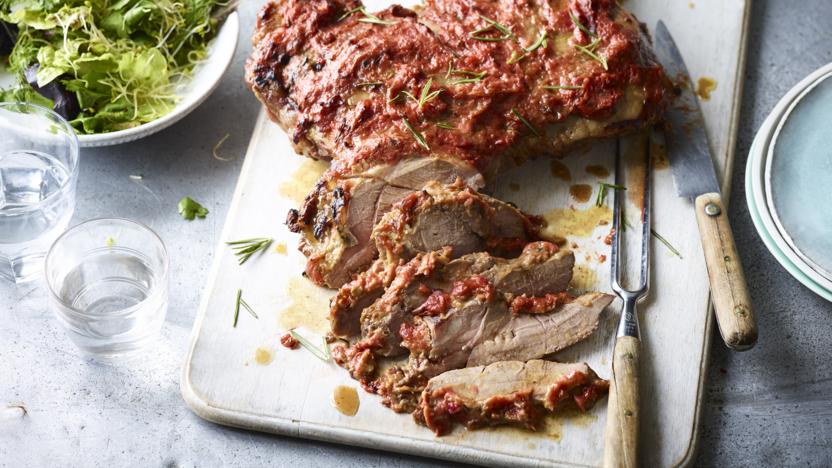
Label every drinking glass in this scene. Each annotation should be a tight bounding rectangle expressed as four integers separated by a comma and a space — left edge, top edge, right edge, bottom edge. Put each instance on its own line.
44, 218, 169, 356
0, 102, 79, 283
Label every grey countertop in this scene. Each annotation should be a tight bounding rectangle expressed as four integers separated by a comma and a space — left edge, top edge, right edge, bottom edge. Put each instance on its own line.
2, 1, 831, 466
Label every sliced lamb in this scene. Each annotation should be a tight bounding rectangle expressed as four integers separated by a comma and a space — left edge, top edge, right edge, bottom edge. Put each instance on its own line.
373, 179, 540, 264
288, 158, 484, 288
466, 292, 614, 366
419, 360, 609, 435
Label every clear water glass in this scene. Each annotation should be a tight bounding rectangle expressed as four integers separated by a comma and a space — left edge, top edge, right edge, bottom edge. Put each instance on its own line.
0, 102, 79, 283
45, 218, 169, 356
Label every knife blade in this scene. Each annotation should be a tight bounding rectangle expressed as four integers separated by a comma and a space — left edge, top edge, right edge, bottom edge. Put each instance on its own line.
653, 21, 758, 350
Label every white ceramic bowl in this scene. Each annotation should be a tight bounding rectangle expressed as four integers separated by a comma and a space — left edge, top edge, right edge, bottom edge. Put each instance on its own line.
0, 12, 239, 147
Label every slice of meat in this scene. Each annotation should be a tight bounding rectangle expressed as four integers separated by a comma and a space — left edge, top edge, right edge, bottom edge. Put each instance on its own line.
373, 180, 540, 264
467, 292, 614, 366
405, 291, 611, 379
357, 242, 573, 354
288, 157, 484, 288
420, 360, 609, 435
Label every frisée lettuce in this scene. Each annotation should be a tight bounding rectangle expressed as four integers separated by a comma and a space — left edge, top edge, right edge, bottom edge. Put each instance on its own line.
0, 0, 234, 134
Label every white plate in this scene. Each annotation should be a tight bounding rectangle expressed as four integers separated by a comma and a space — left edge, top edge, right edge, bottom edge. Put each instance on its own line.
765, 70, 832, 282
745, 62, 832, 299
0, 12, 239, 147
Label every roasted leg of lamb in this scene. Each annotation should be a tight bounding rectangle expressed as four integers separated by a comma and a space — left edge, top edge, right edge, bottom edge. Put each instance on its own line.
246, 0, 668, 435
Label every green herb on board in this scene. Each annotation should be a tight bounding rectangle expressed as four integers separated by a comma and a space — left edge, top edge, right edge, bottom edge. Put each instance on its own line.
178, 196, 209, 220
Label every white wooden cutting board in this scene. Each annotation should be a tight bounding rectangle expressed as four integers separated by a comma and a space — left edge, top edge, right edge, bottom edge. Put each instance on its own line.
181, 1, 750, 466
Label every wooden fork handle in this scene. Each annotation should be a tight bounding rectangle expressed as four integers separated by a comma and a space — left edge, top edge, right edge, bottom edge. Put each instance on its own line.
694, 192, 758, 351
603, 336, 640, 468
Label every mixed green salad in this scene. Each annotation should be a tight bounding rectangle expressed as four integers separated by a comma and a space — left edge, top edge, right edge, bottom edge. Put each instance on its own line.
0, 0, 234, 134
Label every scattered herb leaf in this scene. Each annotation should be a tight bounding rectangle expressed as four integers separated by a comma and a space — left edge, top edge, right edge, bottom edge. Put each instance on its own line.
338, 7, 364, 20
436, 121, 456, 130
469, 14, 514, 42
543, 85, 583, 91
226, 237, 273, 265
401, 78, 443, 110
507, 51, 526, 65
569, 11, 597, 38
289, 329, 331, 362
651, 229, 683, 258
239, 297, 259, 319
595, 182, 627, 207
512, 109, 540, 137
213, 133, 232, 161
178, 197, 209, 220
448, 69, 487, 85
574, 37, 608, 70
355, 81, 383, 89
232, 289, 242, 327
523, 30, 548, 53
402, 118, 430, 151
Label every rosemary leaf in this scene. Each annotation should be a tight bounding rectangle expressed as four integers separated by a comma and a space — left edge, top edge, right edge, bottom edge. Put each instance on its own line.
232, 289, 242, 328
569, 11, 597, 38
436, 121, 456, 130
341, 7, 395, 26
239, 298, 259, 319
289, 329, 331, 362
523, 30, 548, 53
595, 182, 627, 207
355, 81, 383, 88
651, 229, 683, 258
402, 118, 431, 151
448, 69, 487, 85
402, 78, 443, 110
507, 50, 526, 65
469, 14, 514, 42
512, 109, 540, 137
574, 37, 608, 70
338, 7, 363, 21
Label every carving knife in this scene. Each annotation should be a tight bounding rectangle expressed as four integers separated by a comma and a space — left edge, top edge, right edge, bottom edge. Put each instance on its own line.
653, 21, 757, 350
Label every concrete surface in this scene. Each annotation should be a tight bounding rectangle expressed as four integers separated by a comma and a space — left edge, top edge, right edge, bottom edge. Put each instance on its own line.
2, 0, 831, 466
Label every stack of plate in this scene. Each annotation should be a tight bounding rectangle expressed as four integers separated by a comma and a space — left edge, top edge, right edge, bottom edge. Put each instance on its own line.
746, 62, 832, 301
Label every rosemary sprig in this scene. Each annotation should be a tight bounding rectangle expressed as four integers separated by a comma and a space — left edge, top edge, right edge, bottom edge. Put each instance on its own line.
289, 329, 331, 362
543, 85, 583, 91
436, 121, 456, 130
651, 229, 683, 258
569, 11, 597, 38
512, 109, 540, 137
469, 14, 514, 42
401, 78, 443, 110
574, 37, 608, 70
402, 118, 430, 151
524, 30, 548, 53
226, 237, 273, 265
595, 182, 627, 207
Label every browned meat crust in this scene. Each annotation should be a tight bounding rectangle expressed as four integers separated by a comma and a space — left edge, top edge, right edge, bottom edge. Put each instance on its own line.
247, 0, 671, 288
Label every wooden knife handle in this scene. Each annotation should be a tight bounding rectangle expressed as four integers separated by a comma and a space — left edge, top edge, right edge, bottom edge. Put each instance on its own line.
603, 336, 640, 468
694, 192, 757, 350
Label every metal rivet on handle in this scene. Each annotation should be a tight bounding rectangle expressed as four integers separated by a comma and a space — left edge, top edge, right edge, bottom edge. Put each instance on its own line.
704, 202, 721, 216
